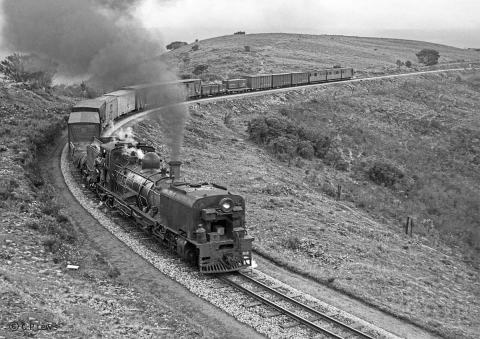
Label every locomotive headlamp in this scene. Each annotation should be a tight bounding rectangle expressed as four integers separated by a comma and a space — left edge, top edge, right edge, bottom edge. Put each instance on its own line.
219, 198, 233, 213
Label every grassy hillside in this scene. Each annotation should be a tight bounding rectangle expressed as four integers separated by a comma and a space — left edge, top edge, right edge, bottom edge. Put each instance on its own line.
151, 34, 480, 338
137, 69, 480, 339
160, 33, 480, 80
1, 33, 479, 338
0, 84, 208, 338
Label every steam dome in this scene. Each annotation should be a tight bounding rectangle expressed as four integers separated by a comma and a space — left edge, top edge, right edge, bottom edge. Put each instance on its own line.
142, 152, 161, 170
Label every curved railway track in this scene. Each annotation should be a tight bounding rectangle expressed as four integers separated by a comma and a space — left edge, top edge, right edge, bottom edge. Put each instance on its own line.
60, 66, 477, 339
217, 272, 378, 339
66, 154, 393, 339
102, 66, 479, 138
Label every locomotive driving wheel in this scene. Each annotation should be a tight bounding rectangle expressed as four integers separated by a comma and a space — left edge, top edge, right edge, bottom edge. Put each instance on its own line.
184, 247, 196, 265
105, 196, 114, 209
137, 196, 145, 211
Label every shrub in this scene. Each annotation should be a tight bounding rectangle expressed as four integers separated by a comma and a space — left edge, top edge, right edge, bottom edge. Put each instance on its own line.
25, 220, 40, 230
283, 236, 302, 250
313, 136, 332, 158
297, 140, 315, 159
244, 46, 251, 52
0, 53, 58, 88
248, 114, 333, 162
367, 160, 405, 188
191, 44, 199, 51
192, 64, 208, 75
405, 60, 412, 68
107, 266, 121, 279
166, 41, 187, 50
56, 213, 69, 223
43, 237, 61, 253
40, 199, 61, 216
267, 136, 297, 157
416, 49, 440, 66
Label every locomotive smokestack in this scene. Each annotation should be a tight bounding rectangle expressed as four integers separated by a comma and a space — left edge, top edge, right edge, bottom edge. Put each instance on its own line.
168, 161, 182, 182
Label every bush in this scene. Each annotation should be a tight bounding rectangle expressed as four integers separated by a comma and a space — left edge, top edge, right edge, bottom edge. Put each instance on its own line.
405, 60, 412, 68
192, 64, 208, 75
267, 136, 297, 157
0, 53, 58, 88
43, 237, 62, 253
367, 160, 405, 187
191, 44, 199, 51
416, 49, 440, 66
297, 140, 315, 159
248, 114, 334, 162
107, 266, 121, 279
166, 41, 187, 50
283, 236, 302, 250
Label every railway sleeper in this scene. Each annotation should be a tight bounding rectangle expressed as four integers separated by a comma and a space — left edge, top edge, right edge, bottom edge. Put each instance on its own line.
280, 320, 300, 329
260, 310, 283, 318
243, 301, 263, 308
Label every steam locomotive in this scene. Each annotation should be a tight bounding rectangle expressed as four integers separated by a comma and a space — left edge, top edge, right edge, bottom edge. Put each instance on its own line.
66, 67, 353, 273
72, 136, 253, 273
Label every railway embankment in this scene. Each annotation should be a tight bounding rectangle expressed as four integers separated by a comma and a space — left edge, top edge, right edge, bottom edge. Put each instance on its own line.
1, 34, 480, 337
0, 83, 250, 338
135, 69, 480, 339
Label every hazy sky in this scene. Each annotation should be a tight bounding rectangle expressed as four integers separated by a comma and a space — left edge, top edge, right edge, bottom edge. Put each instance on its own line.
0, 0, 478, 67
136, 0, 479, 48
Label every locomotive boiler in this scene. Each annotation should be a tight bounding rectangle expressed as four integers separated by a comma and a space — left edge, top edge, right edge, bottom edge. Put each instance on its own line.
79, 137, 254, 273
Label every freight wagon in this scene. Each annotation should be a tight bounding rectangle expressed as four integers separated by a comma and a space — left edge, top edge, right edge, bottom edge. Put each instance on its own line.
105, 90, 136, 118
244, 74, 273, 90
72, 99, 107, 128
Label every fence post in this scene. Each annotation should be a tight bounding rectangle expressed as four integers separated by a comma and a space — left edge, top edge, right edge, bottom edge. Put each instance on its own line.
405, 216, 410, 235
336, 184, 342, 201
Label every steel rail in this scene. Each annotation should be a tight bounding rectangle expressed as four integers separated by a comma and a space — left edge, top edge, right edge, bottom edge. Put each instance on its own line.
237, 272, 376, 339
217, 274, 345, 339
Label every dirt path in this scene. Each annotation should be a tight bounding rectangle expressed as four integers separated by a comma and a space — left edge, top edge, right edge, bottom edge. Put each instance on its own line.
46, 134, 265, 339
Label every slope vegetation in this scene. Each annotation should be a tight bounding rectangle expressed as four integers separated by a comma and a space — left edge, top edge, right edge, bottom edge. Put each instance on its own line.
137, 69, 480, 339
161, 33, 480, 79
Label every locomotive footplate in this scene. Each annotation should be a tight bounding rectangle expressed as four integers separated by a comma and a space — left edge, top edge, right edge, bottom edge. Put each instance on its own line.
199, 253, 252, 273
198, 244, 252, 273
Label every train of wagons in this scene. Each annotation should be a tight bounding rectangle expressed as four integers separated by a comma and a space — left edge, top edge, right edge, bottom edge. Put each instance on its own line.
67, 67, 353, 273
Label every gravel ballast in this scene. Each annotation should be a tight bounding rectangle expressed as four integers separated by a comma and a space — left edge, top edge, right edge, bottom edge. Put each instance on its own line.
61, 142, 402, 339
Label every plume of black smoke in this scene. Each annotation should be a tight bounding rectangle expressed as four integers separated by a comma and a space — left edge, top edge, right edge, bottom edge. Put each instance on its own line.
1, 0, 173, 90
1, 0, 189, 161
156, 102, 190, 162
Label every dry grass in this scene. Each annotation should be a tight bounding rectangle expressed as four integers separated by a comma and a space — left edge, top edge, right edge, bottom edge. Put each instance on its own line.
2, 33, 480, 338
0, 83, 206, 338
161, 33, 480, 80
138, 69, 480, 339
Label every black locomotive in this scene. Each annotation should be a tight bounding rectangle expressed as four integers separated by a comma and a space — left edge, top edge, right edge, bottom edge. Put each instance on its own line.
67, 66, 354, 273
75, 137, 254, 273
